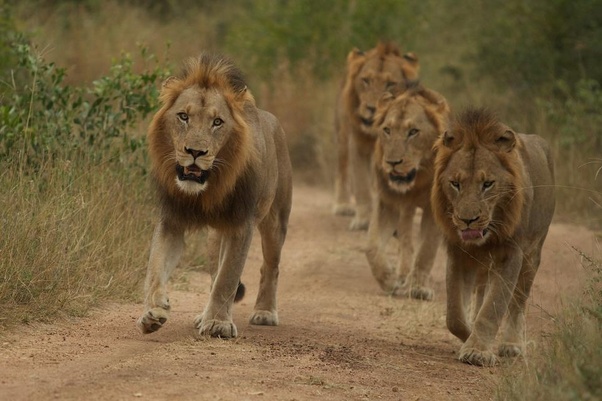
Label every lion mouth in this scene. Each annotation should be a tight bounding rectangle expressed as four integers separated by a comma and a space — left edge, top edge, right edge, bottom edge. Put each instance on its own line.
176, 164, 210, 184
360, 117, 374, 127
389, 168, 417, 184
460, 228, 489, 242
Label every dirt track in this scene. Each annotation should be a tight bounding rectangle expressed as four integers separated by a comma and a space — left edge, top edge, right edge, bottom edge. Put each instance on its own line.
0, 185, 597, 401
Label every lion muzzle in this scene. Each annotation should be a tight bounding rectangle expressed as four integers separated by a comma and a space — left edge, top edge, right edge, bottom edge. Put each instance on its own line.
389, 168, 417, 184
176, 163, 211, 184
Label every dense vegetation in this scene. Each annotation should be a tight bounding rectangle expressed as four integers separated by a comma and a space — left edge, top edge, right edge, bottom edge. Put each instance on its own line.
0, 0, 600, 398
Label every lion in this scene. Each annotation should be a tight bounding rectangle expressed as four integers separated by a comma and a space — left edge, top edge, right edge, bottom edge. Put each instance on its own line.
137, 53, 293, 338
366, 86, 449, 300
431, 108, 555, 366
333, 41, 420, 230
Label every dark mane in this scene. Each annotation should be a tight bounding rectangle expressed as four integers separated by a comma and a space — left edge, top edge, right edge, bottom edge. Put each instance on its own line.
450, 107, 503, 149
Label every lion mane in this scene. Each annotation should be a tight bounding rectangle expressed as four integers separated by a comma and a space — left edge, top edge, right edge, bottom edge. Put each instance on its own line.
138, 53, 293, 339
148, 55, 258, 226
431, 107, 555, 366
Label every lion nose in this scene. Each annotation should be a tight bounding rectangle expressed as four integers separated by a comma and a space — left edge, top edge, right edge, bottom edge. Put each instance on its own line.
185, 147, 208, 159
387, 159, 403, 168
366, 105, 376, 115
459, 216, 480, 226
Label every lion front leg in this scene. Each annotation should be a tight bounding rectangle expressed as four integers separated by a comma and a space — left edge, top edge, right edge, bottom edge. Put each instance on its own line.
137, 221, 185, 334
499, 242, 542, 358
195, 224, 253, 338
366, 199, 400, 293
460, 250, 523, 366
348, 134, 374, 231
333, 120, 355, 217
398, 206, 440, 301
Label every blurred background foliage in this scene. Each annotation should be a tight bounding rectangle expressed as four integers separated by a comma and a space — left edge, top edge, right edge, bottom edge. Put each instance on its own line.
0, 0, 600, 326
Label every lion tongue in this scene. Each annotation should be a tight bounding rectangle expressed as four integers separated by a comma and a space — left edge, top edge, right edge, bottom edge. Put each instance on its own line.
461, 229, 484, 241
185, 165, 202, 177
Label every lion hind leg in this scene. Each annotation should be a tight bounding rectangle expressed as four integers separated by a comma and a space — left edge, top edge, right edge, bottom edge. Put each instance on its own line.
137, 222, 184, 334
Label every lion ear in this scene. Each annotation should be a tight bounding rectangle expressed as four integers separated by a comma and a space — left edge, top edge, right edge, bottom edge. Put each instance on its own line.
347, 48, 365, 63
161, 76, 177, 88
495, 129, 517, 152
442, 131, 455, 148
377, 92, 395, 110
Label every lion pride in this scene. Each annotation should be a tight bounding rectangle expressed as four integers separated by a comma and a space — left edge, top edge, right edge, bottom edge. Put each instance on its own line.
431, 108, 555, 366
333, 41, 420, 230
137, 53, 293, 338
366, 86, 449, 300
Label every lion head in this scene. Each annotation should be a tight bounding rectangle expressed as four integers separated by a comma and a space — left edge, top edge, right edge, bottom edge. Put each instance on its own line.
373, 86, 449, 194
343, 42, 420, 135
148, 53, 257, 206
431, 108, 525, 246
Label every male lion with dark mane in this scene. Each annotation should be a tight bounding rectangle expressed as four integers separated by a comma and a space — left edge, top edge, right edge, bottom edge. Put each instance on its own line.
366, 86, 449, 300
431, 108, 555, 366
137, 53, 293, 338
333, 41, 419, 230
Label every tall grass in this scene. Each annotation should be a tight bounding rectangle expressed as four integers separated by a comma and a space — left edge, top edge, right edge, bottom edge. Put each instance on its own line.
0, 160, 153, 325
0, 33, 166, 329
495, 246, 602, 400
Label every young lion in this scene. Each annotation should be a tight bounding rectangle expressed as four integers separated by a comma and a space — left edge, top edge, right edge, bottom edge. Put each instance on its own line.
137, 53, 293, 338
333, 41, 420, 230
431, 108, 555, 366
366, 87, 449, 300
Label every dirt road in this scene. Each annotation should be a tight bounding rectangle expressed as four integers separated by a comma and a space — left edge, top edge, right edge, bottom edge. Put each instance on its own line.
0, 185, 597, 401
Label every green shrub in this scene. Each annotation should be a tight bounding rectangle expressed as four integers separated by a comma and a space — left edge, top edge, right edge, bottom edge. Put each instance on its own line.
0, 35, 169, 328
0, 42, 168, 168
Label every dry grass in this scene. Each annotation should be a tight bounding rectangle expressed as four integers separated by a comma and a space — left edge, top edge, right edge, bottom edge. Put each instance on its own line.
0, 158, 153, 328
495, 245, 602, 401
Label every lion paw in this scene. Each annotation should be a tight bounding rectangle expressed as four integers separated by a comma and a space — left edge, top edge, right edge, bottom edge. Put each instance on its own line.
250, 310, 279, 326
332, 203, 355, 216
498, 343, 524, 358
195, 315, 238, 338
459, 346, 498, 367
349, 217, 369, 231
393, 284, 434, 301
137, 307, 170, 334
410, 286, 434, 301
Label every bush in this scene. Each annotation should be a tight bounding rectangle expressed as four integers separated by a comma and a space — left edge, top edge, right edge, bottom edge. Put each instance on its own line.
0, 41, 168, 168
0, 34, 169, 328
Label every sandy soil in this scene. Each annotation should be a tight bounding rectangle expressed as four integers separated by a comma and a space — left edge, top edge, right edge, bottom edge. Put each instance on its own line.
0, 185, 597, 401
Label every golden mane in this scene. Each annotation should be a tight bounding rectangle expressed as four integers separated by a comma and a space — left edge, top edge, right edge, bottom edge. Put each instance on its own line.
432, 108, 526, 244
147, 53, 259, 225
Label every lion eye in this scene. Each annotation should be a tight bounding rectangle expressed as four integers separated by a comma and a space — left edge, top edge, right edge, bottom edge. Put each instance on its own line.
408, 128, 420, 138
361, 77, 370, 86
212, 118, 224, 127
483, 181, 495, 190
177, 112, 189, 122
450, 181, 460, 190
383, 127, 391, 135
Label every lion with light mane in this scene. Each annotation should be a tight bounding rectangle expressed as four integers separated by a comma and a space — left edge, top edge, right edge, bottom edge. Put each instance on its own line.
333, 41, 420, 230
431, 108, 555, 366
137, 53, 292, 338
366, 86, 449, 300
